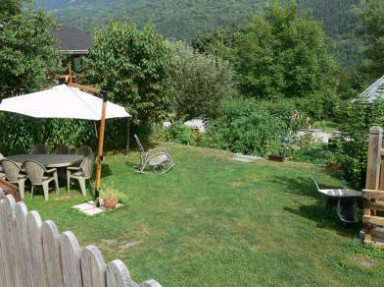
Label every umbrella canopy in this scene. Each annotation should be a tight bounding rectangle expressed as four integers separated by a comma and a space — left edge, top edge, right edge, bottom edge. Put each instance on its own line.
0, 84, 130, 120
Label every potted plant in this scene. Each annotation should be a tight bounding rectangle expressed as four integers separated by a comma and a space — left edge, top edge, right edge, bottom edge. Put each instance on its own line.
100, 187, 120, 209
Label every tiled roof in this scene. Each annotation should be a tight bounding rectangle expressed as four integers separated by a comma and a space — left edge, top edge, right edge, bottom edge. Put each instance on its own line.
361, 75, 384, 103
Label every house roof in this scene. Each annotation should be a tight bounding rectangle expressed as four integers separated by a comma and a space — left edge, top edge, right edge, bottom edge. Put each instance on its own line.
361, 75, 384, 103
53, 25, 92, 55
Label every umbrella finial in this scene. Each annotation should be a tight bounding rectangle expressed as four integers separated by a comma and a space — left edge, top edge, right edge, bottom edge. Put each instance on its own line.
101, 90, 108, 101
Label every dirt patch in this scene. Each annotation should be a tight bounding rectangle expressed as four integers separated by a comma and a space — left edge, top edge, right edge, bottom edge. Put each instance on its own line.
100, 239, 118, 246
118, 241, 140, 252
353, 256, 376, 268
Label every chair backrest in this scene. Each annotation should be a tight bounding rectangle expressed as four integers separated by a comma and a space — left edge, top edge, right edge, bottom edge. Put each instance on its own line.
75, 145, 93, 157
30, 143, 47, 154
23, 160, 47, 185
52, 146, 71, 155
1, 159, 23, 183
134, 134, 148, 163
0, 153, 4, 172
80, 153, 95, 178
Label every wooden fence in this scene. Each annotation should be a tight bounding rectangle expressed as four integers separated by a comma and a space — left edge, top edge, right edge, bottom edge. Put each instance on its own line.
0, 195, 163, 287
364, 126, 384, 247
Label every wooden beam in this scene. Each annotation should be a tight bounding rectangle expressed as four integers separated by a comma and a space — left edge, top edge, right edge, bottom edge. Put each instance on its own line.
366, 126, 383, 190
94, 92, 108, 205
363, 215, 384, 226
68, 82, 101, 94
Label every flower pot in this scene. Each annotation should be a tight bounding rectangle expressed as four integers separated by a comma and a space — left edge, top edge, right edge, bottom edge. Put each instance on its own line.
103, 199, 118, 209
268, 154, 286, 162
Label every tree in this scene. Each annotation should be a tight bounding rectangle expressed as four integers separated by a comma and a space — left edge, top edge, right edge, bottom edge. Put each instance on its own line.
193, 0, 338, 101
357, 0, 384, 83
0, 0, 63, 98
169, 41, 235, 119
80, 22, 173, 128
234, 0, 338, 99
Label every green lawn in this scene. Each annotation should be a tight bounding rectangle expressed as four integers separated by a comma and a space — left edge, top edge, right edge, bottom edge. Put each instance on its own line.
24, 143, 384, 286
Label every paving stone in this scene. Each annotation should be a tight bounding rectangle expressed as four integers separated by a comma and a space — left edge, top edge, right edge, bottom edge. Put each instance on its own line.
73, 202, 104, 216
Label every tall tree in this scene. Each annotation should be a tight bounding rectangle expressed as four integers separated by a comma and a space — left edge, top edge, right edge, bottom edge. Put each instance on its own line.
80, 22, 173, 127
234, 0, 338, 99
0, 0, 63, 98
194, 0, 338, 101
357, 0, 384, 83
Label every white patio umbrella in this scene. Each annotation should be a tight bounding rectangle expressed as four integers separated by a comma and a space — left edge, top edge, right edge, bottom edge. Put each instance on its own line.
0, 84, 129, 120
0, 84, 131, 205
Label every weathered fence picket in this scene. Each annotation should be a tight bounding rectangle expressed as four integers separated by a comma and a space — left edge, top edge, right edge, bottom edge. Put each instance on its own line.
364, 126, 384, 247
0, 195, 162, 287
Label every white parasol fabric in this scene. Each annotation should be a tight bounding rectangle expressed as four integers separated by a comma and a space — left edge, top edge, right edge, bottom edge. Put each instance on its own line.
0, 84, 130, 120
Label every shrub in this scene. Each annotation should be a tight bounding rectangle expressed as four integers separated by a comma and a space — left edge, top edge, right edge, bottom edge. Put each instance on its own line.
162, 121, 204, 146
327, 98, 384, 189
169, 41, 235, 119
0, 114, 96, 155
203, 98, 286, 156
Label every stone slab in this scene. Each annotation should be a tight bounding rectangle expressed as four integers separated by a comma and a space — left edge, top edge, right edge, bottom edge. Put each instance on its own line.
233, 154, 263, 162
73, 201, 124, 216
73, 202, 104, 216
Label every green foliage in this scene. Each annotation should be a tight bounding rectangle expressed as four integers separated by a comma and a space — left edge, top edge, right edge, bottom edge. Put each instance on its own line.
0, 0, 63, 98
0, 114, 96, 155
356, 0, 384, 84
43, 0, 365, 68
168, 41, 235, 119
80, 22, 173, 128
232, 1, 338, 99
46, 0, 267, 43
161, 121, 203, 146
329, 99, 384, 189
204, 98, 286, 155
298, 0, 363, 69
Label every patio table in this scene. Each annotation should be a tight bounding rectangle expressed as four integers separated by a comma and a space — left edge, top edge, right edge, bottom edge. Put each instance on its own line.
7, 154, 83, 168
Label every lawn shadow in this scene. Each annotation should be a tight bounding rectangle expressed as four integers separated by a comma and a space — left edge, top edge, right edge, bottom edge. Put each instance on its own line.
99, 163, 112, 178
124, 159, 139, 171
268, 175, 362, 237
270, 175, 324, 198
274, 175, 362, 237
284, 205, 362, 238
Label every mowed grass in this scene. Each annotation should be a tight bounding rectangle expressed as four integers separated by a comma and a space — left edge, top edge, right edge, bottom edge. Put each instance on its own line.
24, 143, 384, 286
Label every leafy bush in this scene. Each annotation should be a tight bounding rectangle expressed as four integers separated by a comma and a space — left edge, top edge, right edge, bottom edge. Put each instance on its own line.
327, 98, 384, 189
158, 121, 204, 146
169, 41, 235, 119
80, 22, 173, 143
0, 114, 96, 155
203, 98, 286, 156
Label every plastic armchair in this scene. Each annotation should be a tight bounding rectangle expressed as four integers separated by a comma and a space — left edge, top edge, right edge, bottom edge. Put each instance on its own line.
0, 153, 5, 179
67, 153, 95, 196
310, 176, 362, 224
29, 143, 48, 154
52, 146, 71, 154
75, 145, 93, 157
0, 159, 27, 199
134, 134, 174, 174
23, 160, 59, 201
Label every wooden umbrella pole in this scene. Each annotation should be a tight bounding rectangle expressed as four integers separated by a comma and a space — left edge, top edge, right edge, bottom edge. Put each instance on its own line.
94, 91, 108, 206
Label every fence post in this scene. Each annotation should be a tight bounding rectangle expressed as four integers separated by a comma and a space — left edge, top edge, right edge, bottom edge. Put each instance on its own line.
366, 126, 382, 190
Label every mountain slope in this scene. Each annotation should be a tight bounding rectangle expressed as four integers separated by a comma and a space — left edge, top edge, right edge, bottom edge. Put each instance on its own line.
36, 0, 363, 67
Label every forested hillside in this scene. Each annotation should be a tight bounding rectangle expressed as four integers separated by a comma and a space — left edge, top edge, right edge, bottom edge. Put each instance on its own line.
37, 0, 363, 67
